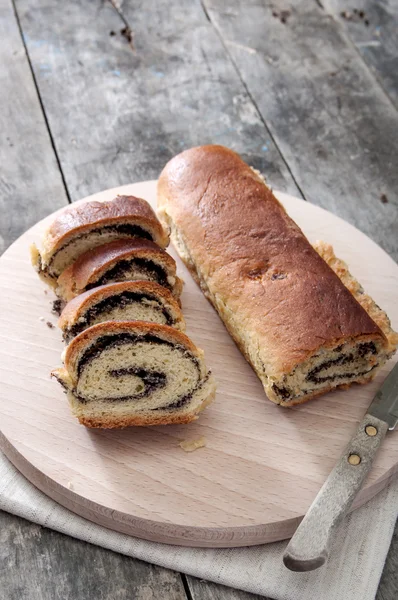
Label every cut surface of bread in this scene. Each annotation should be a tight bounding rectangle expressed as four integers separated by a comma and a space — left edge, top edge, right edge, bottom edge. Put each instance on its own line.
52, 321, 216, 428
56, 238, 183, 302
59, 281, 185, 342
31, 195, 169, 286
158, 145, 398, 406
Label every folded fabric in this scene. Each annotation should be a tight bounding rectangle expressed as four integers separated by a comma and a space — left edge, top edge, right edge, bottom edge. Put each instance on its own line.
0, 452, 396, 600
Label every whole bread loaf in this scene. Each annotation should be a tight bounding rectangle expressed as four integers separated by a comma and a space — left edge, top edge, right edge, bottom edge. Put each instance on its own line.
157, 145, 397, 406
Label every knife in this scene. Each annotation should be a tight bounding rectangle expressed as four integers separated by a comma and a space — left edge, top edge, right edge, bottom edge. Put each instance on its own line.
283, 362, 398, 572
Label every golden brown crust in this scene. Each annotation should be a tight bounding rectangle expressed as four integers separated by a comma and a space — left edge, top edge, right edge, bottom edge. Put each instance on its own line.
158, 145, 386, 378
42, 195, 169, 260
77, 413, 198, 428
313, 240, 398, 355
56, 239, 181, 301
63, 320, 205, 384
75, 388, 217, 429
58, 280, 185, 332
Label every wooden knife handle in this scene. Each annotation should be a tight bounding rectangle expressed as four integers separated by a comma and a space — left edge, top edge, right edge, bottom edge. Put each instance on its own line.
283, 413, 389, 572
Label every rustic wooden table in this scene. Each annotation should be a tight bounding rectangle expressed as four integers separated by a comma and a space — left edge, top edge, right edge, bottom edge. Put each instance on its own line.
0, 0, 397, 598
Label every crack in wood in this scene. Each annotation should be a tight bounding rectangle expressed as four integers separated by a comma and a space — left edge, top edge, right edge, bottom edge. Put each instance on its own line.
330, 18, 398, 113
108, 0, 135, 50
199, 0, 306, 201
320, 0, 398, 110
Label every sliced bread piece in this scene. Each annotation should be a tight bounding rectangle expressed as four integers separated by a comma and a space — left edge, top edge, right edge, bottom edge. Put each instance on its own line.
31, 195, 169, 287
52, 321, 216, 428
56, 238, 183, 302
59, 280, 185, 342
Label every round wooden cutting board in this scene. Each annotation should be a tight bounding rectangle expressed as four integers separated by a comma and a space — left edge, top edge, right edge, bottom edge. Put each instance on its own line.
0, 181, 397, 548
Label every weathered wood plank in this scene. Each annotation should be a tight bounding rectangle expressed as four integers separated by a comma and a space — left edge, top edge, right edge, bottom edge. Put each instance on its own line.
204, 0, 398, 260
0, 511, 188, 600
186, 576, 268, 600
0, 0, 67, 254
322, 0, 398, 108
14, 0, 299, 202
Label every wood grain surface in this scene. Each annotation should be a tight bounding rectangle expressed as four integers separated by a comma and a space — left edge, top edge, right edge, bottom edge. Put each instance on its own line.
0, 180, 397, 548
0, 0, 67, 254
14, 0, 298, 202
0, 510, 187, 600
204, 0, 398, 261
322, 0, 398, 108
188, 577, 264, 600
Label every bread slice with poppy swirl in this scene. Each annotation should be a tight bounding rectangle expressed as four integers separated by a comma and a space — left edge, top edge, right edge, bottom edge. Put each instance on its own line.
56, 238, 183, 303
59, 281, 185, 343
52, 321, 216, 428
31, 195, 169, 287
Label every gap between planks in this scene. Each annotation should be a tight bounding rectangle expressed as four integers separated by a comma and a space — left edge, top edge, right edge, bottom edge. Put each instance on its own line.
318, 0, 398, 112
199, 0, 306, 201
10, 0, 71, 203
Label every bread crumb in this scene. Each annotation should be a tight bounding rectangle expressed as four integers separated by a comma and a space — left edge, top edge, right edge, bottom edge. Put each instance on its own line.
67, 481, 74, 490
250, 166, 267, 184
179, 436, 206, 452
39, 317, 45, 322
272, 9, 291, 24
340, 9, 369, 25
46, 321, 55, 329
52, 299, 63, 315
120, 25, 134, 49
340, 10, 352, 19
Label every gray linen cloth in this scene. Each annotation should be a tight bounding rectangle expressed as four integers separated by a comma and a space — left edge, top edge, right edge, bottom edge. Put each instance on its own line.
1, 452, 396, 600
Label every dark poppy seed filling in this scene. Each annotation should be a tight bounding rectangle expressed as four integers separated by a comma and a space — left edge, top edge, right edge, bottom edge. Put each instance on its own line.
45, 224, 153, 275
110, 368, 167, 397
306, 342, 377, 384
306, 353, 355, 382
307, 364, 379, 385
357, 341, 377, 357
75, 333, 201, 406
52, 298, 64, 316
272, 342, 379, 402
272, 385, 290, 400
78, 333, 199, 374
65, 291, 174, 340
86, 258, 170, 290
155, 373, 211, 411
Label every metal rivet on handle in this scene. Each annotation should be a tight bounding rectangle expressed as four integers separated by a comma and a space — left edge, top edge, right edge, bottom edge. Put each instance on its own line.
365, 425, 378, 437
348, 454, 361, 466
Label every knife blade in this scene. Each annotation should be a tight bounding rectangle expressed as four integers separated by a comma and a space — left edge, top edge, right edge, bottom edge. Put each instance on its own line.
283, 361, 398, 572
367, 364, 398, 429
